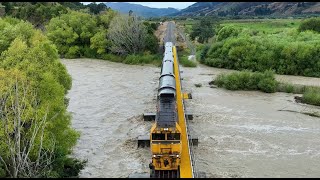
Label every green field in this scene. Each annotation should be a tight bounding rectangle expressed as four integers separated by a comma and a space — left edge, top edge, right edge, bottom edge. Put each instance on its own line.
177, 18, 303, 34
220, 18, 302, 33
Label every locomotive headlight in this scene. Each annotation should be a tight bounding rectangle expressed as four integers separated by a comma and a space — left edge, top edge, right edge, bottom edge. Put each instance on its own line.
153, 155, 156, 158
176, 155, 180, 158
164, 128, 168, 131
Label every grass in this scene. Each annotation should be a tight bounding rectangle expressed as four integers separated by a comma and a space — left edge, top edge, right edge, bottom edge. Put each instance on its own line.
302, 88, 320, 106
179, 56, 197, 67
177, 48, 197, 67
100, 53, 162, 66
177, 18, 302, 35
277, 83, 308, 94
219, 18, 302, 34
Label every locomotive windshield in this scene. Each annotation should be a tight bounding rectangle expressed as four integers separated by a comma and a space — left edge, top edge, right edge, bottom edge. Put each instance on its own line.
160, 93, 174, 98
152, 133, 165, 140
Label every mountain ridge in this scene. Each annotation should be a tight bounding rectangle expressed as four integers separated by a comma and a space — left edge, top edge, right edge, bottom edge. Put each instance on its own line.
105, 2, 179, 18
171, 2, 320, 16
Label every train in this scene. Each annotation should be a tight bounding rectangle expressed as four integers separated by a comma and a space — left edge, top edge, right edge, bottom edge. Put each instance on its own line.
149, 42, 182, 178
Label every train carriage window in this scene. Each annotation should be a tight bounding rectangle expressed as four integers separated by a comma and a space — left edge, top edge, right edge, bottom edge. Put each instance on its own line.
167, 133, 180, 140
152, 133, 165, 140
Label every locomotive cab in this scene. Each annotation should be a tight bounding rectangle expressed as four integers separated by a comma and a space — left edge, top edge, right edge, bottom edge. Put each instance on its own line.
150, 124, 182, 173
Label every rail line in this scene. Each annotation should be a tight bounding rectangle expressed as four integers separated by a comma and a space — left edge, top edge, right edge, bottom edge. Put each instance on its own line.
135, 21, 196, 178
172, 45, 194, 178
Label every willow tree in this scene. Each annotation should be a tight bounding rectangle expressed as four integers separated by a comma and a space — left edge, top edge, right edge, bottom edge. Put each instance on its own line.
107, 14, 147, 55
0, 18, 83, 178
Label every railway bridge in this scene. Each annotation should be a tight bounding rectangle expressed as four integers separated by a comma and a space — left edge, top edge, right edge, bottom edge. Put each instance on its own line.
132, 21, 201, 178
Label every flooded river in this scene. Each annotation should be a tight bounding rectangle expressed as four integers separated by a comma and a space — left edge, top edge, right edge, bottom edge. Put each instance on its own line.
62, 58, 320, 178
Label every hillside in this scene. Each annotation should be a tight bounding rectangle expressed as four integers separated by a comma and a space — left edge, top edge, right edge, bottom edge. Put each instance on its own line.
172, 2, 320, 16
105, 2, 179, 18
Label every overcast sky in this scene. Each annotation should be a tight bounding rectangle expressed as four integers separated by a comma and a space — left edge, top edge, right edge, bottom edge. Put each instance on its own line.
82, 2, 195, 9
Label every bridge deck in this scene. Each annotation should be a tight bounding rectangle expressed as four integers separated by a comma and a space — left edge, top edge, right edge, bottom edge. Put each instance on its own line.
173, 46, 193, 178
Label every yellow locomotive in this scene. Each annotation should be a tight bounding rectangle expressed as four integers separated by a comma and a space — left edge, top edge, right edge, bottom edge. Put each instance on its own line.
149, 42, 182, 178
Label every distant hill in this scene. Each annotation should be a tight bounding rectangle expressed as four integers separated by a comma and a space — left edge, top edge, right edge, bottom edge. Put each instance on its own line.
105, 2, 179, 18
171, 2, 320, 16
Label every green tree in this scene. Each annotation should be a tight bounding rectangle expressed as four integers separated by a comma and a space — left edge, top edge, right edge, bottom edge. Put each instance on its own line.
46, 10, 98, 58
298, 17, 320, 33
190, 18, 215, 43
90, 29, 110, 55
107, 14, 147, 55
0, 18, 84, 178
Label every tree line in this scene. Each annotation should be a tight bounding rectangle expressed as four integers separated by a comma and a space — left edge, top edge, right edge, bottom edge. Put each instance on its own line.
197, 17, 320, 77
0, 17, 84, 178
0, 2, 163, 177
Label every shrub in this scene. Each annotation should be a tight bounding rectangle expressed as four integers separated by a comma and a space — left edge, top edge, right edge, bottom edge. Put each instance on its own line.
216, 26, 241, 41
65, 46, 80, 59
81, 45, 97, 58
124, 53, 161, 65
258, 77, 278, 93
279, 83, 295, 93
0, 18, 82, 178
201, 25, 320, 77
100, 53, 123, 63
144, 33, 159, 54
213, 70, 277, 93
302, 87, 320, 106
298, 17, 320, 33
179, 56, 197, 67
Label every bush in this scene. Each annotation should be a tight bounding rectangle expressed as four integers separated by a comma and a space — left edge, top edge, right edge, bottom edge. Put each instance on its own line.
124, 53, 161, 65
258, 77, 277, 93
0, 168, 5, 178
213, 70, 277, 93
279, 83, 295, 93
0, 18, 82, 178
81, 45, 97, 58
144, 34, 159, 54
202, 25, 320, 77
100, 53, 123, 63
65, 46, 80, 59
179, 56, 197, 67
197, 44, 209, 63
46, 10, 116, 58
302, 87, 320, 106
190, 18, 215, 43
298, 18, 320, 33
216, 26, 241, 41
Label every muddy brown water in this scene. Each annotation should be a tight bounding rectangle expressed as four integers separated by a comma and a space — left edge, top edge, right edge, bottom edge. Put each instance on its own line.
62, 58, 320, 178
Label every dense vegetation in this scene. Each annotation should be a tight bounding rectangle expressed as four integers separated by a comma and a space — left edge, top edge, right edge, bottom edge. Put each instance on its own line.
2, 2, 161, 63
190, 18, 215, 43
1, 2, 108, 29
45, 9, 160, 62
214, 70, 278, 93
197, 18, 320, 77
213, 70, 320, 106
177, 48, 197, 67
0, 17, 85, 177
298, 17, 320, 33
302, 88, 320, 106
0, 3, 162, 177
45, 9, 116, 59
